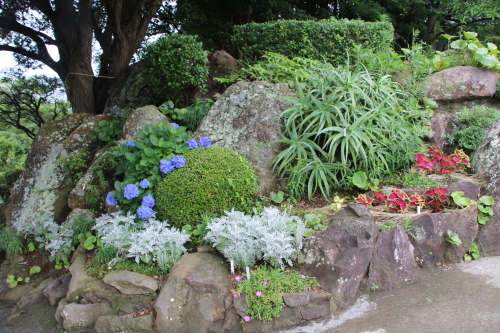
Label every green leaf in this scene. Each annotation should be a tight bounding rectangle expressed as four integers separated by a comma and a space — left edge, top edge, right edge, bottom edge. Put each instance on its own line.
6, 275, 18, 288
125, 152, 136, 161
150, 135, 159, 146
478, 205, 493, 215
270, 191, 284, 204
28, 242, 35, 252
144, 148, 155, 157
479, 196, 494, 206
350, 171, 368, 190
422, 96, 438, 109
304, 214, 320, 224
29, 266, 41, 275
446, 229, 462, 245
450, 40, 466, 49
468, 43, 479, 51
463, 31, 478, 40
451, 191, 472, 208
479, 55, 499, 68
487, 43, 498, 50
84, 236, 97, 250
478, 214, 489, 225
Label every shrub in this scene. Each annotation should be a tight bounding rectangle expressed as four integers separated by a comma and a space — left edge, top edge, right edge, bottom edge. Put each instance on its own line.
154, 147, 257, 227
204, 207, 305, 269
110, 121, 192, 217
273, 61, 429, 199
142, 34, 209, 102
233, 19, 394, 65
447, 106, 500, 154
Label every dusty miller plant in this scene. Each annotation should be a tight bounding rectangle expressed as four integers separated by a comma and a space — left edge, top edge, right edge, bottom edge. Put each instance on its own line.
93, 211, 138, 257
13, 212, 74, 263
204, 207, 305, 270
93, 212, 190, 272
128, 219, 190, 272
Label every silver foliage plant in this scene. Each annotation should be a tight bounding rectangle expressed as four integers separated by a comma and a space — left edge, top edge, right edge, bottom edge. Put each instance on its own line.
128, 219, 190, 272
14, 212, 73, 261
93, 212, 190, 271
204, 207, 305, 269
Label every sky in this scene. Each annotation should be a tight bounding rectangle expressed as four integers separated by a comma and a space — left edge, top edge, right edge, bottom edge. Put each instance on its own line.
0, 50, 58, 78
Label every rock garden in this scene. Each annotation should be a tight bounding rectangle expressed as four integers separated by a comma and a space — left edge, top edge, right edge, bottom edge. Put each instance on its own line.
1, 19, 500, 333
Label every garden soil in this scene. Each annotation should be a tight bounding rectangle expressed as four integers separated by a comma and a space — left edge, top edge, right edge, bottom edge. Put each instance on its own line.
283, 256, 500, 333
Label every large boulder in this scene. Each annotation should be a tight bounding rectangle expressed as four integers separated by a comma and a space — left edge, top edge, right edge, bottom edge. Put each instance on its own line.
368, 226, 419, 291
194, 80, 294, 196
44, 273, 72, 306
103, 270, 159, 295
4, 113, 106, 227
410, 205, 478, 267
153, 252, 232, 333
424, 66, 500, 103
66, 243, 94, 302
67, 146, 118, 211
57, 302, 114, 332
95, 314, 155, 333
121, 105, 169, 142
297, 203, 378, 306
473, 116, 500, 255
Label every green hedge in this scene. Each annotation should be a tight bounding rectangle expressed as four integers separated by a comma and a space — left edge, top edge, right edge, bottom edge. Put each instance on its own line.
233, 19, 394, 65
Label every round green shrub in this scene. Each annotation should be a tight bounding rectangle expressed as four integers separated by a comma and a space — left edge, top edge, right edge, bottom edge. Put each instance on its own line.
154, 147, 257, 227
142, 34, 209, 101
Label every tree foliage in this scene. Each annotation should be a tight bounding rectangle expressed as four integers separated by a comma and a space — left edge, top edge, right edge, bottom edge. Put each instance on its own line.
174, 0, 500, 52
0, 71, 69, 139
0, 0, 165, 114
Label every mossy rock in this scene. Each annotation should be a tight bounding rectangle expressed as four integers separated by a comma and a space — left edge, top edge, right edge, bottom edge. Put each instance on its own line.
154, 147, 257, 227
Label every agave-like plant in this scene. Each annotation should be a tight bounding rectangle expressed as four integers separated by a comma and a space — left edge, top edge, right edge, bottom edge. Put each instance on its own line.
273, 57, 429, 199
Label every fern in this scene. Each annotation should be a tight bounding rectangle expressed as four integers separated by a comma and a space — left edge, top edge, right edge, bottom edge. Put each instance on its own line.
204, 207, 305, 270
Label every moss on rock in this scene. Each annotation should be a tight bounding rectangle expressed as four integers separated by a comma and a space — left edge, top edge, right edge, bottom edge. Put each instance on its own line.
154, 147, 257, 227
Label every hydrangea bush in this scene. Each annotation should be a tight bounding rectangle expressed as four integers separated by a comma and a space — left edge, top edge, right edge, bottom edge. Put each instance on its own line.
107, 120, 211, 220
204, 207, 306, 269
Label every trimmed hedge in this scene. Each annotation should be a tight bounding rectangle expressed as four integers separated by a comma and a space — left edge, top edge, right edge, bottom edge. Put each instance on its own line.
154, 147, 257, 227
233, 19, 394, 65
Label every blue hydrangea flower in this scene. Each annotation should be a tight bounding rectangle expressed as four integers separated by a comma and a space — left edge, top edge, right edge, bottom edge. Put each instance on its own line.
139, 179, 150, 189
160, 160, 175, 174
171, 155, 186, 169
170, 123, 179, 128
198, 137, 212, 148
123, 184, 140, 200
187, 139, 199, 149
137, 206, 154, 220
142, 194, 156, 208
126, 141, 136, 147
105, 193, 118, 206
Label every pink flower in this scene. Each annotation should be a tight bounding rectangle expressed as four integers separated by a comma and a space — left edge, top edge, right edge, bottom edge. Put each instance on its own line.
232, 293, 239, 298
263, 282, 269, 286
255, 291, 263, 297
234, 276, 242, 281
243, 316, 251, 322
